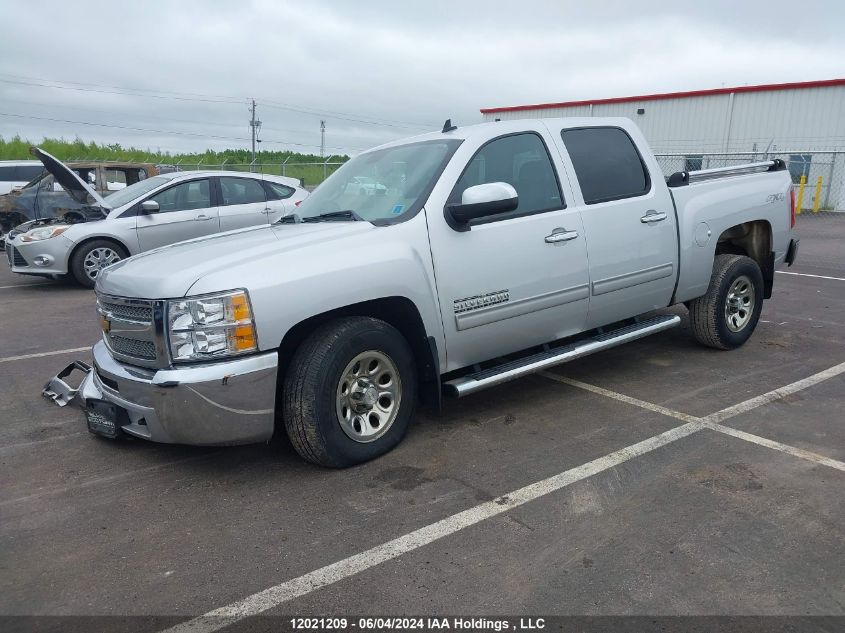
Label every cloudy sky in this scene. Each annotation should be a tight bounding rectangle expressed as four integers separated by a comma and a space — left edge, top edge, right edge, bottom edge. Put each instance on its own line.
1, 0, 844, 157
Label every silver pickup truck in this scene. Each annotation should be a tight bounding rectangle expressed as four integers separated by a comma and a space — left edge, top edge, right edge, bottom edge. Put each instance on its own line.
46, 117, 799, 467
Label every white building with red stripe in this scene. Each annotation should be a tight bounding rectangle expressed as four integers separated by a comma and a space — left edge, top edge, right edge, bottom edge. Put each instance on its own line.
480, 79, 845, 210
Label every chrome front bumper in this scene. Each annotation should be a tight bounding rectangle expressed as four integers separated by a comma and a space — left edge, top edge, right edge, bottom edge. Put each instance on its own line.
44, 341, 278, 445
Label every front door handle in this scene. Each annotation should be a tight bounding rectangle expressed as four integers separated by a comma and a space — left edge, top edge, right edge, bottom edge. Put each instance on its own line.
195, 214, 214, 221
545, 229, 579, 243
640, 211, 667, 224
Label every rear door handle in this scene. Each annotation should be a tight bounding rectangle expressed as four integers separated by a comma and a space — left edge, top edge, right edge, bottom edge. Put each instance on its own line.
260, 208, 273, 214
545, 229, 579, 243
195, 214, 213, 221
640, 211, 667, 224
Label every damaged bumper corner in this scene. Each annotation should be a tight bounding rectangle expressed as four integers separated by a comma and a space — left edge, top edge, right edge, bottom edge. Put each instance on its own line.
43, 360, 93, 406
43, 341, 278, 446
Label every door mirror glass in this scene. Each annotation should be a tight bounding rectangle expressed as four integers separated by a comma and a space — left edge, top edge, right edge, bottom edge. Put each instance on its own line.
141, 200, 160, 213
445, 182, 518, 230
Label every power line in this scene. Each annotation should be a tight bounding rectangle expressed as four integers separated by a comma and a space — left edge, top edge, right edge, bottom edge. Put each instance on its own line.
0, 96, 372, 142
0, 111, 369, 152
0, 74, 437, 130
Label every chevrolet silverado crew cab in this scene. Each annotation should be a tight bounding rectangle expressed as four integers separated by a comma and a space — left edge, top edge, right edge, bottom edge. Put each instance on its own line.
45, 117, 799, 467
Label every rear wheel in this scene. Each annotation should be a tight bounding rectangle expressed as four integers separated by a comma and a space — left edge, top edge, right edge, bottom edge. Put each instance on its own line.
689, 254, 764, 350
69, 239, 127, 289
282, 317, 417, 467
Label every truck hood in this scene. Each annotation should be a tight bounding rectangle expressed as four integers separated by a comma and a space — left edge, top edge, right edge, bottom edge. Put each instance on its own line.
30, 146, 108, 208
97, 221, 375, 299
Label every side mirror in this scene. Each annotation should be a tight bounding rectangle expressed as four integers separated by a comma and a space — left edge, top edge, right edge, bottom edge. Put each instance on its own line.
140, 200, 160, 214
445, 182, 518, 231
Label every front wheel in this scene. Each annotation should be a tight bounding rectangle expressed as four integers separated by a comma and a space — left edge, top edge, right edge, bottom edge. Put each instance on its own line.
69, 239, 127, 288
282, 317, 417, 467
689, 254, 764, 350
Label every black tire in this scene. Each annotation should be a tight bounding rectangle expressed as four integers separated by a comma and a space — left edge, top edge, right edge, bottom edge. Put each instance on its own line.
283, 317, 417, 467
69, 239, 128, 289
689, 254, 764, 350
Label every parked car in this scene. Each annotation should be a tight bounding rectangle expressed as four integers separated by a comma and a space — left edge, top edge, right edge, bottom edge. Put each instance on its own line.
44, 118, 798, 467
0, 154, 156, 237
0, 160, 45, 195
5, 148, 308, 287
344, 176, 388, 196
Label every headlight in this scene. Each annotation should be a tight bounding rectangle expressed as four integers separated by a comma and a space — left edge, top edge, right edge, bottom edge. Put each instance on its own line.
166, 290, 258, 362
21, 225, 70, 242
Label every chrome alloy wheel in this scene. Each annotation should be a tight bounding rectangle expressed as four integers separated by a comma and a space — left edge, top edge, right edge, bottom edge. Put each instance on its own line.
724, 274, 755, 332
335, 350, 402, 443
83, 247, 122, 282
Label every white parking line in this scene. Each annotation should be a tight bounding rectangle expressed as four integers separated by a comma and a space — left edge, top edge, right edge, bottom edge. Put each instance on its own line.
704, 361, 845, 424
161, 421, 702, 633
0, 347, 89, 364
703, 422, 845, 472
0, 282, 53, 289
776, 271, 845, 282
539, 372, 699, 424
540, 362, 845, 474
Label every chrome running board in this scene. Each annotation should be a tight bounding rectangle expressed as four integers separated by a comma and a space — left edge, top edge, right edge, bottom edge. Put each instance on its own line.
444, 314, 681, 397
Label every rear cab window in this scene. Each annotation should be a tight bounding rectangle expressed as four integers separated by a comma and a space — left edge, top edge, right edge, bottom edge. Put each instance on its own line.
561, 127, 650, 204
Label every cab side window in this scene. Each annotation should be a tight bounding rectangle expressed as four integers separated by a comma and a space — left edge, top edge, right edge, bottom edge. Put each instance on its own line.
561, 127, 650, 204
219, 177, 266, 205
150, 179, 211, 212
451, 133, 562, 221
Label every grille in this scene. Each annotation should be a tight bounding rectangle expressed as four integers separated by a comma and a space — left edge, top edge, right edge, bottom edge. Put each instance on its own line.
99, 301, 153, 323
108, 335, 157, 360
8, 246, 27, 267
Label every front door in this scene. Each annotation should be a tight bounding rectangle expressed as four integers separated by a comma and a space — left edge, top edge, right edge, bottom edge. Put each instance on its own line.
426, 129, 590, 371
136, 178, 219, 251
555, 126, 678, 328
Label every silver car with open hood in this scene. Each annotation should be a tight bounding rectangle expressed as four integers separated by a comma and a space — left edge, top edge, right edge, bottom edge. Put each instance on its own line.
5, 147, 308, 287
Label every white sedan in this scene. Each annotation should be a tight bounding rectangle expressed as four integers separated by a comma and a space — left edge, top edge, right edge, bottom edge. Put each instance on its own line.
5, 148, 308, 288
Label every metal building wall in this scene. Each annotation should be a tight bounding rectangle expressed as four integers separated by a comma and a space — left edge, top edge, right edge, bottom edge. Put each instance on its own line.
481, 85, 845, 154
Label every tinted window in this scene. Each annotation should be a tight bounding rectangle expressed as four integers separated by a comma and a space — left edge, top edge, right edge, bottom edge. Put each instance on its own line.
264, 181, 295, 200
150, 179, 211, 213
452, 133, 562, 219
219, 177, 266, 205
0, 166, 15, 180
16, 166, 44, 181
561, 127, 650, 204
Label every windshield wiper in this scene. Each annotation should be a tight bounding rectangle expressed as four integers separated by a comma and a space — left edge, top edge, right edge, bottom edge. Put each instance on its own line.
301, 210, 361, 223
276, 214, 301, 224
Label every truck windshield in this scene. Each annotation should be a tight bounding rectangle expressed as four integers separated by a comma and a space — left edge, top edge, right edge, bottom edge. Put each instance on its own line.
291, 139, 461, 224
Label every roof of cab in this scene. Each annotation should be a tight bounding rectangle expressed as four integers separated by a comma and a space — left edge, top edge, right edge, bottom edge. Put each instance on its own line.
366, 117, 638, 153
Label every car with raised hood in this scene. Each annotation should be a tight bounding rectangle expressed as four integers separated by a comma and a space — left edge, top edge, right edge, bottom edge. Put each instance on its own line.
4, 147, 308, 287
44, 117, 799, 467
0, 155, 156, 238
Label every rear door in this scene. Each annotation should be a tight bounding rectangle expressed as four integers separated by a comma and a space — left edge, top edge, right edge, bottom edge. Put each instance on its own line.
135, 177, 219, 251
218, 176, 273, 230
553, 125, 678, 328
262, 180, 301, 222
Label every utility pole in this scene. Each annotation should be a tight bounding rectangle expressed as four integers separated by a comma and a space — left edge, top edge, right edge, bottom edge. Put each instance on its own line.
249, 99, 261, 170
320, 120, 326, 157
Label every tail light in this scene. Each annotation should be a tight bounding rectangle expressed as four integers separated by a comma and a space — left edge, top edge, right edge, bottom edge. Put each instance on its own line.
789, 186, 796, 228
294, 200, 302, 207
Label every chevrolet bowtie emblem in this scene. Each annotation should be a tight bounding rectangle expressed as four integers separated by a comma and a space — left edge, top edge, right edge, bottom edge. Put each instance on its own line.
100, 314, 111, 334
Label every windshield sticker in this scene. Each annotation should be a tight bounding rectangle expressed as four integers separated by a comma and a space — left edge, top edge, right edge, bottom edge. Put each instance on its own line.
391, 204, 404, 215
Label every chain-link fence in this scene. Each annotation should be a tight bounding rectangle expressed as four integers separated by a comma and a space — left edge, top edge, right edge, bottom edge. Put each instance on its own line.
655, 151, 845, 214
153, 160, 346, 190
